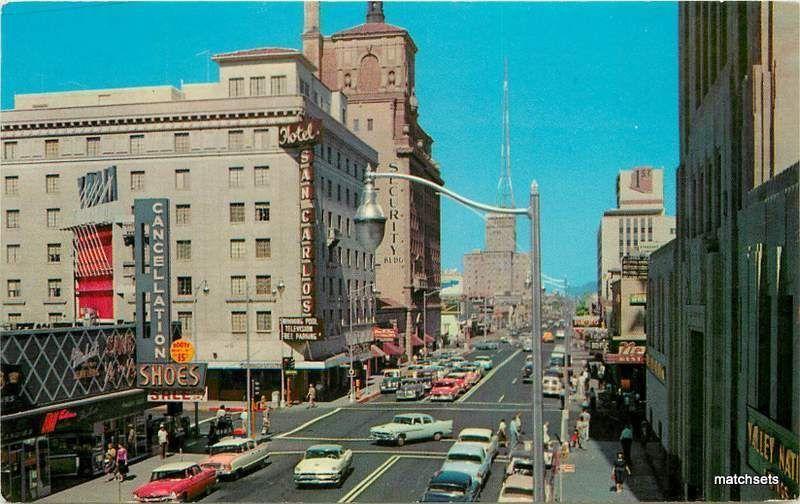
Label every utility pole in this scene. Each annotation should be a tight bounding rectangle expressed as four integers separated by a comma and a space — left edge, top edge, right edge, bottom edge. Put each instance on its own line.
530, 181, 545, 502
245, 283, 253, 438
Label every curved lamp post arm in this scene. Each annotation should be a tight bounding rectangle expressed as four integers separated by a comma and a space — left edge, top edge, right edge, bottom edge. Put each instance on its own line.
366, 169, 530, 217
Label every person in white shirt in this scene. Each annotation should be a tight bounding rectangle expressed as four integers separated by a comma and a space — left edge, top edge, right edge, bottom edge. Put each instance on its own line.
157, 424, 168, 459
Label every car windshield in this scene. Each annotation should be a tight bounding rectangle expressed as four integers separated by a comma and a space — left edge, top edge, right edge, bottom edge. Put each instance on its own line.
476, 356, 490, 361
447, 453, 482, 463
209, 444, 244, 455
306, 448, 339, 459
503, 487, 534, 497
151, 469, 188, 481
393, 416, 414, 424
428, 484, 466, 495
433, 380, 452, 387
459, 435, 489, 443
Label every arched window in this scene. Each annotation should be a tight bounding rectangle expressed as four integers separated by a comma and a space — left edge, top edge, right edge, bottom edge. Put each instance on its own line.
358, 55, 380, 93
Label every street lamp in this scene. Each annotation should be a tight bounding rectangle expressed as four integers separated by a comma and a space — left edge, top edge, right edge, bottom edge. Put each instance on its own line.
354, 163, 546, 502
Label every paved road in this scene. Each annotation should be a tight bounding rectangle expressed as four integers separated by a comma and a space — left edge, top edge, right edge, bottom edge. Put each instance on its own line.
197, 340, 561, 502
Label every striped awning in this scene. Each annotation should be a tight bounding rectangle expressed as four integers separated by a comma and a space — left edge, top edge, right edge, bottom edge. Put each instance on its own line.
381, 341, 404, 356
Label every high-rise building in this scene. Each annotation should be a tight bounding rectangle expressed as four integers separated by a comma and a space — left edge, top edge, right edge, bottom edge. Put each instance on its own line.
662, 3, 799, 501
303, 1, 443, 357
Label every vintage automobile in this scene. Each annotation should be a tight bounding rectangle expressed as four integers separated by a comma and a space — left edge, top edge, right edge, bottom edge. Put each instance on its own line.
522, 363, 533, 383
521, 340, 533, 352
439, 442, 492, 488
133, 461, 217, 502
456, 428, 498, 461
446, 372, 474, 389
396, 379, 426, 401
542, 375, 565, 397
498, 474, 534, 502
542, 331, 554, 343
370, 413, 453, 446
200, 437, 270, 479
380, 375, 402, 393
430, 378, 463, 401
473, 355, 493, 371
419, 470, 481, 502
293, 444, 353, 487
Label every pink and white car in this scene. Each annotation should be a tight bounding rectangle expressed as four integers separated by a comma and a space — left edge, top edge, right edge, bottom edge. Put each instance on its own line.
133, 461, 216, 502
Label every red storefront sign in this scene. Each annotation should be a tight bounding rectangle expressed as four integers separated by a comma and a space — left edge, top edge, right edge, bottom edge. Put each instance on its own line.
372, 327, 397, 341
40, 409, 78, 434
604, 342, 646, 364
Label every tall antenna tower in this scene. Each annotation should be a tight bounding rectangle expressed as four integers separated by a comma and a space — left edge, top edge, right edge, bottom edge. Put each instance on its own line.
497, 58, 515, 208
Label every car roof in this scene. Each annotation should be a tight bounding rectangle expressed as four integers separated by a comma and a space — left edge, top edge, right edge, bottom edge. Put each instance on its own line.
504, 474, 534, 489
153, 461, 198, 471
307, 444, 343, 451
212, 437, 249, 447
448, 442, 487, 456
475, 355, 491, 359
394, 413, 429, 419
459, 428, 492, 437
430, 470, 471, 485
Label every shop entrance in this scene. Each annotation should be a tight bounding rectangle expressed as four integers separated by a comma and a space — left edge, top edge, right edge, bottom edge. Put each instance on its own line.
1, 437, 51, 502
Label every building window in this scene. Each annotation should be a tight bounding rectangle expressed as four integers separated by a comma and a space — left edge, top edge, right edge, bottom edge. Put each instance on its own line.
176, 204, 191, 225
48, 279, 62, 298
254, 166, 269, 186
337, 184, 341, 202
6, 210, 20, 228
230, 276, 246, 296
45, 139, 59, 158
270, 75, 287, 95
255, 238, 271, 259
7, 244, 20, 264
46, 208, 60, 228
178, 312, 193, 336
48, 313, 63, 324
367, 118, 373, 131
175, 169, 190, 190
176, 240, 191, 260
129, 134, 144, 154
47, 243, 61, 263
230, 203, 245, 223
4, 176, 18, 195
3, 141, 16, 160
256, 311, 272, 332
45, 174, 59, 194
7, 279, 21, 298
86, 137, 100, 156
353, 119, 359, 131
256, 275, 271, 295
131, 171, 145, 191
254, 129, 270, 150
255, 202, 270, 222
231, 311, 247, 333
230, 239, 246, 259
250, 76, 266, 96
177, 276, 192, 296
174, 133, 190, 153
228, 78, 244, 97
228, 167, 244, 188
8, 313, 21, 326
326, 180, 332, 198
228, 130, 244, 151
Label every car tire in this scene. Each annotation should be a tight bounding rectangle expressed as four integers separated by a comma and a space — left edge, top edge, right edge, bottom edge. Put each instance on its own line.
397, 435, 406, 447
433, 432, 442, 441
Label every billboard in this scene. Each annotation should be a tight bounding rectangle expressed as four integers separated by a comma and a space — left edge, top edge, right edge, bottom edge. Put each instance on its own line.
280, 317, 323, 341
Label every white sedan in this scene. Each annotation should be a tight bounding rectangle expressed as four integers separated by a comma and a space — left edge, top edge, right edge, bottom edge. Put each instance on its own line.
457, 428, 498, 461
293, 444, 353, 487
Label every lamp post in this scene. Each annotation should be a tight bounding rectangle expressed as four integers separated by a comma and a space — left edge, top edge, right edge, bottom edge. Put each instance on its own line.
347, 282, 378, 402
191, 280, 208, 437
422, 288, 441, 354
355, 164, 545, 502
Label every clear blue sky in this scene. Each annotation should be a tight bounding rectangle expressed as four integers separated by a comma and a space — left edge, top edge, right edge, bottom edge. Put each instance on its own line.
1, 1, 678, 289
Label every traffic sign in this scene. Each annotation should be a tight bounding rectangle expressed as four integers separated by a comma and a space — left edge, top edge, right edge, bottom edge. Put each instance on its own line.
348, 369, 355, 377
560, 464, 575, 473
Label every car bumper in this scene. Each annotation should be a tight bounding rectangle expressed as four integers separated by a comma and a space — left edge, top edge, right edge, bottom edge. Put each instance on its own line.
430, 394, 455, 401
294, 473, 341, 485
371, 432, 398, 442
135, 496, 176, 503
396, 392, 420, 400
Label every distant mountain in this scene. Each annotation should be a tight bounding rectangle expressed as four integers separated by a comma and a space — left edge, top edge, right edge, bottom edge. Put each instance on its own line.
566, 281, 595, 298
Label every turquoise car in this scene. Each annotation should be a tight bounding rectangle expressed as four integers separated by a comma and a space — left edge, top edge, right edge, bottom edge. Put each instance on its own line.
473, 355, 493, 370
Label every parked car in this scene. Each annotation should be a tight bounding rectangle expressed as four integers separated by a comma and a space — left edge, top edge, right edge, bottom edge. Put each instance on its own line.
542, 375, 564, 397
555, 329, 565, 340
420, 470, 480, 502
396, 379, 426, 401
445, 372, 471, 390
370, 413, 453, 446
200, 437, 270, 479
522, 363, 533, 383
472, 341, 498, 351
293, 444, 352, 488
430, 378, 463, 401
522, 340, 533, 352
133, 461, 217, 503
473, 355, 493, 370
498, 474, 534, 502
549, 352, 566, 368
439, 442, 492, 488
456, 428, 498, 461
542, 331, 554, 343
380, 376, 402, 393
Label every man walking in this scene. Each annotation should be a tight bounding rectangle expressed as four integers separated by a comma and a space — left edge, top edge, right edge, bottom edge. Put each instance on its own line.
508, 415, 519, 449
619, 424, 634, 466
157, 424, 169, 460
578, 407, 591, 442
306, 383, 317, 408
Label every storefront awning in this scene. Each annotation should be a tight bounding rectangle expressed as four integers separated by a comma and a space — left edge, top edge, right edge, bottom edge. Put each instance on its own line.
424, 334, 435, 344
381, 341, 404, 356
295, 353, 349, 370
370, 344, 387, 358
411, 334, 425, 346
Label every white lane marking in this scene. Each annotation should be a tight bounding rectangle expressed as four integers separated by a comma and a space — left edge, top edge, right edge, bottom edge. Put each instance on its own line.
498, 394, 505, 403
457, 349, 522, 402
279, 436, 373, 442
512, 377, 518, 384
339, 455, 400, 503
344, 405, 556, 413
275, 407, 342, 438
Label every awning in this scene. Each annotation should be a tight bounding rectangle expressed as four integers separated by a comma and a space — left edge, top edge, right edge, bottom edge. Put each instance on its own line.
370, 344, 387, 358
382, 341, 404, 356
410, 334, 424, 346
295, 353, 349, 370
424, 334, 435, 344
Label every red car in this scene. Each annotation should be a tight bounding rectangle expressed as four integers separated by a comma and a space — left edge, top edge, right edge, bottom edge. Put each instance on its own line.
133, 461, 216, 502
430, 378, 463, 401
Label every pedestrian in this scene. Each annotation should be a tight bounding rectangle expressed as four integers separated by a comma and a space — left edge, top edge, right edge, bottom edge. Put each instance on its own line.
611, 451, 631, 493
157, 424, 169, 460
513, 412, 523, 435
619, 424, 634, 466
240, 409, 249, 437
104, 443, 116, 481
260, 396, 271, 435
497, 419, 508, 449
509, 415, 519, 449
543, 421, 551, 446
640, 419, 649, 447
115, 443, 128, 481
307, 384, 317, 408
569, 428, 580, 449
578, 407, 591, 442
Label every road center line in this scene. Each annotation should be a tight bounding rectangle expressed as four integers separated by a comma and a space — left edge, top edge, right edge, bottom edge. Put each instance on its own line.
275, 407, 342, 438
457, 349, 522, 402
338, 455, 399, 503
512, 377, 518, 384
498, 394, 505, 403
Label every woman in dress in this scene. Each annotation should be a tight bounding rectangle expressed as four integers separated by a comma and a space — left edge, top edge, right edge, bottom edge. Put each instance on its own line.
611, 451, 631, 493
115, 443, 129, 481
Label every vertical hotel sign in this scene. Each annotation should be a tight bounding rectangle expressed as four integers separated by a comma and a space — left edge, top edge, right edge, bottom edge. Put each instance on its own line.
279, 119, 322, 325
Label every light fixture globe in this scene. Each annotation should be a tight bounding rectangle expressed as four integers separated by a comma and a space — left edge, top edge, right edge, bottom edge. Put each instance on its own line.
354, 168, 387, 253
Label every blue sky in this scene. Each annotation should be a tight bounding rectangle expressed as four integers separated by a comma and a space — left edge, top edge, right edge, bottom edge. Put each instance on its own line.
1, 1, 678, 288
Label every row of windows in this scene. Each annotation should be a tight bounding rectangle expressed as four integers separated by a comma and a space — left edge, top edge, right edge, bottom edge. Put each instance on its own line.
351, 118, 374, 132
228, 76, 286, 98
178, 310, 274, 334
2, 129, 272, 161
316, 141, 365, 182
4, 174, 60, 195
6, 243, 62, 264
5, 209, 60, 229
5, 312, 64, 326
6, 278, 62, 299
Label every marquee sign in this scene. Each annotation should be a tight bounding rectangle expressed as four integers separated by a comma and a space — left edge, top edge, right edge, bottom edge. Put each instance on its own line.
746, 406, 799, 499
604, 342, 646, 364
278, 118, 321, 148
373, 327, 398, 341
280, 317, 323, 341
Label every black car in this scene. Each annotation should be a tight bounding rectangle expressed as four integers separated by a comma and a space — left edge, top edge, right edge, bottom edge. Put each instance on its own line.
419, 471, 480, 502
522, 362, 533, 383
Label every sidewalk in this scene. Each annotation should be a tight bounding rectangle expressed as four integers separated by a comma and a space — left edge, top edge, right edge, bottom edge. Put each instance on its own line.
42, 452, 205, 503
